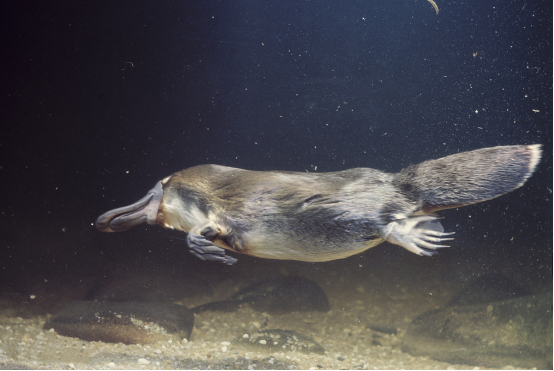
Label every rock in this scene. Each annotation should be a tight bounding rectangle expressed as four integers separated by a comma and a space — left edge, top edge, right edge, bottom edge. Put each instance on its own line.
43, 301, 194, 344
235, 329, 325, 355
402, 294, 552, 369
445, 273, 529, 308
192, 276, 329, 314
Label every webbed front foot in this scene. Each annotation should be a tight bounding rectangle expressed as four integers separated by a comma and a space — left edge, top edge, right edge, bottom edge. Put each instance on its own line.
187, 225, 237, 265
383, 215, 455, 256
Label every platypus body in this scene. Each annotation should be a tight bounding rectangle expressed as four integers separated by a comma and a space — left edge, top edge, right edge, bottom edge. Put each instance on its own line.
96, 145, 541, 265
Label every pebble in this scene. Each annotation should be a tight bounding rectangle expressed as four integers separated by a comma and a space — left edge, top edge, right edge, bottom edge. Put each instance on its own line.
235, 329, 325, 355
107, 362, 116, 368
137, 358, 150, 365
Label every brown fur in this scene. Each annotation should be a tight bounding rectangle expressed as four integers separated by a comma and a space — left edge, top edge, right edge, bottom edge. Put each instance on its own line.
155, 145, 541, 261
97, 145, 541, 263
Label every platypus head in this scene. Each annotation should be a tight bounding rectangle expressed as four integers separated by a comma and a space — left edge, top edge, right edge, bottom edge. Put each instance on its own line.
96, 181, 164, 232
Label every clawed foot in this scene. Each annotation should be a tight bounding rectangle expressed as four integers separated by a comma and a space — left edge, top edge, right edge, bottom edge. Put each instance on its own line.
187, 232, 237, 265
383, 215, 455, 256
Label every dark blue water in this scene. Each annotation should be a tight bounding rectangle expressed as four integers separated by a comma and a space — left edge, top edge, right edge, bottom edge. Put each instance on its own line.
1, 0, 551, 308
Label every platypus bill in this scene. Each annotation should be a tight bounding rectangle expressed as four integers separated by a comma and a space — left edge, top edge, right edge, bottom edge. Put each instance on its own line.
96, 145, 541, 265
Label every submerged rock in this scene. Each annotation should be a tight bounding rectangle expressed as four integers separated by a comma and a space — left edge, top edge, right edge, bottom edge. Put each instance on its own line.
192, 276, 329, 314
43, 301, 194, 344
445, 273, 529, 308
235, 329, 325, 355
402, 293, 552, 369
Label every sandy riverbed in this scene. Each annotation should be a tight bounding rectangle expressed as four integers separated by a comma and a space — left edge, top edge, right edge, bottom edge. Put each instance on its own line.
1, 243, 549, 370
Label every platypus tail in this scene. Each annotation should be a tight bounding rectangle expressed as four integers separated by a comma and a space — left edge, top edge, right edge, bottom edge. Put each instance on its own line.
393, 144, 542, 212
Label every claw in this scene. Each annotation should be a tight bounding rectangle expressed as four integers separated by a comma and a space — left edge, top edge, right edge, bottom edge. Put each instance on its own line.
383, 215, 455, 256
414, 238, 450, 250
415, 247, 437, 257
423, 230, 455, 237
421, 235, 454, 243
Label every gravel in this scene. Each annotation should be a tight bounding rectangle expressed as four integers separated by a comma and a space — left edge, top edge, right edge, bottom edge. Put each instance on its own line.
1, 246, 546, 369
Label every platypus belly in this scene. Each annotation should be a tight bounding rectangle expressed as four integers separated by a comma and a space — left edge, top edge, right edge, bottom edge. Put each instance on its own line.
157, 168, 394, 262
96, 144, 541, 265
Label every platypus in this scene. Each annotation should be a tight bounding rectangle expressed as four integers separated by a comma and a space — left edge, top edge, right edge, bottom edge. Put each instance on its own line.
96, 144, 541, 265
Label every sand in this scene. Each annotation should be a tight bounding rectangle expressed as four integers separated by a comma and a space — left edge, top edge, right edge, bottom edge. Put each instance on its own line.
0, 244, 548, 370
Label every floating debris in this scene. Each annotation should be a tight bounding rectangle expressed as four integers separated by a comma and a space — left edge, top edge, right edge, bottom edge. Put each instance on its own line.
427, 0, 439, 15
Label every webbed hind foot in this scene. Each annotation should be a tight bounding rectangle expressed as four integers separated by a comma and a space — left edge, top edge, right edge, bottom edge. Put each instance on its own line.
383, 215, 455, 256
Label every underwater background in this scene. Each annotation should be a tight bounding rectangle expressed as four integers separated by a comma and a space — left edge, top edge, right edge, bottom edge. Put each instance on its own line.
1, 0, 552, 368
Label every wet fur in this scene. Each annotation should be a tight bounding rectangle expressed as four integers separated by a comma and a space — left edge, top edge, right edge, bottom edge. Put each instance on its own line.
157, 145, 541, 262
